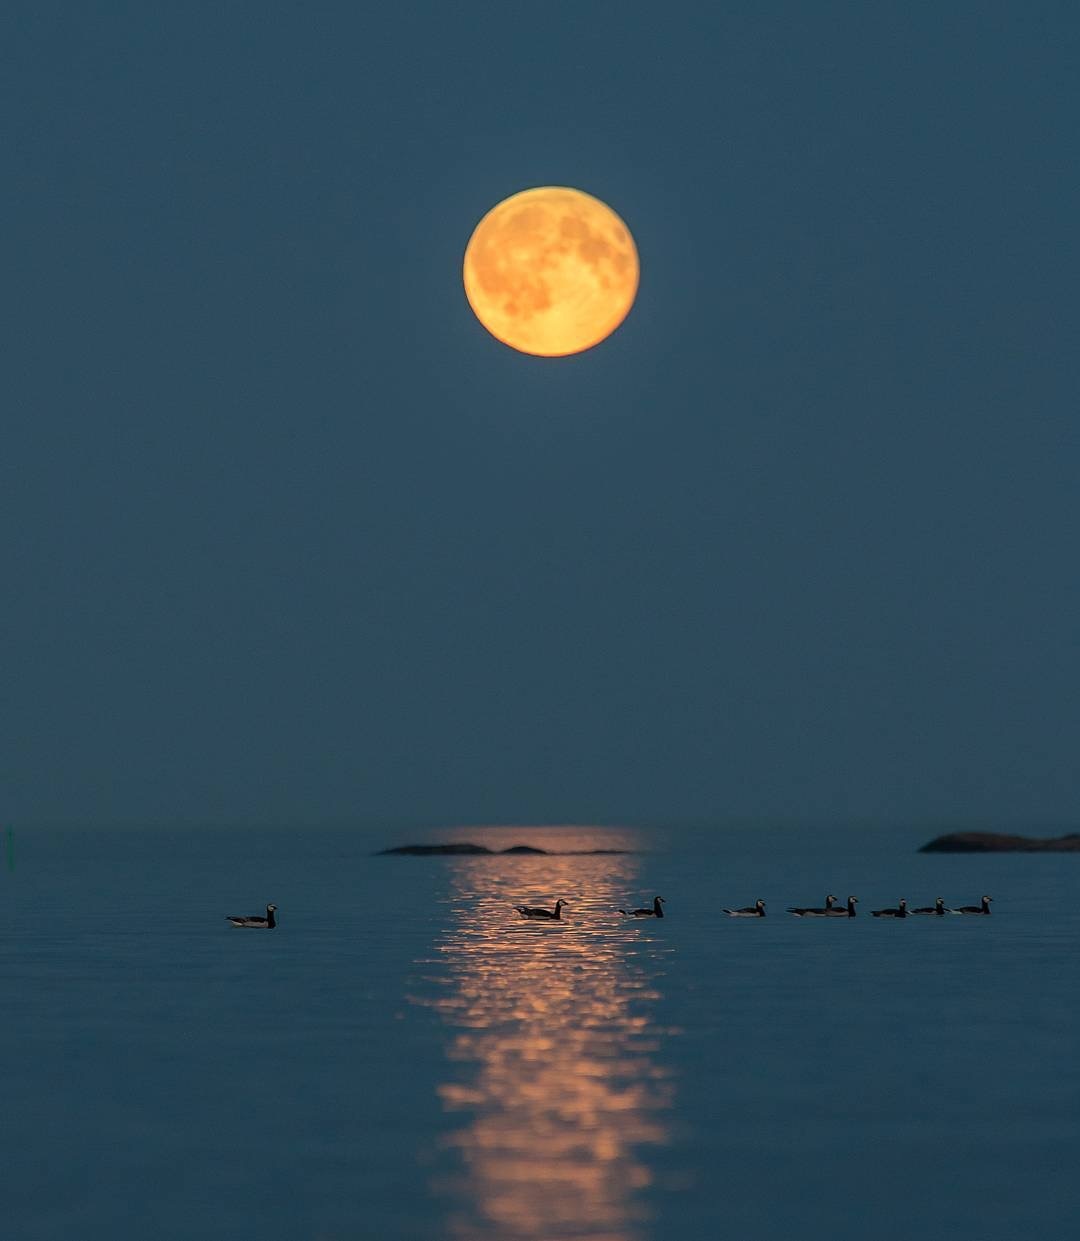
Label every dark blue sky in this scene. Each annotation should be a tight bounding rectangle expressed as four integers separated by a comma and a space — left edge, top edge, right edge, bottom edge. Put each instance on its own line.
4, 3, 1078, 827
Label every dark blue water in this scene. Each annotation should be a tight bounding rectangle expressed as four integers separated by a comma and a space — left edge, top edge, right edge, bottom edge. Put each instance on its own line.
3, 824, 1077, 1239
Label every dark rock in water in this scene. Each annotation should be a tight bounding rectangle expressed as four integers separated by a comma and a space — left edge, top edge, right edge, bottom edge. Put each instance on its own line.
376, 842, 629, 857
919, 831, 1080, 853
376, 842, 494, 856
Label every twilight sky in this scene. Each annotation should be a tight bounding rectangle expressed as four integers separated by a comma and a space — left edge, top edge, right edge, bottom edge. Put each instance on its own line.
4, 3, 1078, 827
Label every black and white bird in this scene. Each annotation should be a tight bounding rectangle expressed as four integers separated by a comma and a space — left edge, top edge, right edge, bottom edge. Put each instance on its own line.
824, 895, 859, 917
952, 894, 992, 915
723, 899, 766, 917
227, 904, 277, 929
787, 894, 839, 917
911, 897, 947, 916
618, 896, 665, 918
871, 899, 908, 918
513, 899, 568, 920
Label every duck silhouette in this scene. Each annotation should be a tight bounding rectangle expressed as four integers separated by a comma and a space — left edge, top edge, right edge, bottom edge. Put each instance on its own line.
871, 899, 908, 918
824, 895, 859, 917
513, 899, 568, 920
226, 904, 277, 929
952, 895, 992, 915
723, 899, 766, 917
618, 896, 665, 918
787, 894, 839, 917
911, 897, 947, 916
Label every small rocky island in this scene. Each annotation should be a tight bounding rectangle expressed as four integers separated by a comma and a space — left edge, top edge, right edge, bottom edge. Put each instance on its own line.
376, 842, 628, 856
919, 831, 1080, 853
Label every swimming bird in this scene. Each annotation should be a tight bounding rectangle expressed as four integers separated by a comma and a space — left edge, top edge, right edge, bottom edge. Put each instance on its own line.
618, 896, 665, 918
824, 895, 859, 917
787, 894, 839, 917
227, 904, 277, 929
911, 897, 947, 916
952, 894, 992, 915
871, 899, 908, 918
513, 899, 568, 920
723, 899, 766, 917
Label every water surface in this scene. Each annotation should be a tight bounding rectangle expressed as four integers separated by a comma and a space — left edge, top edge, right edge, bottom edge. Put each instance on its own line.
3, 823, 1077, 1238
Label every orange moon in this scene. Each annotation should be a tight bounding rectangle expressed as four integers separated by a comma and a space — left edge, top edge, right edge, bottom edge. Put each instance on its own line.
463, 186, 639, 357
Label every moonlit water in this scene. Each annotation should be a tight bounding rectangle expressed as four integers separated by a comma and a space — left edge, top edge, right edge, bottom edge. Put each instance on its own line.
3, 823, 1078, 1240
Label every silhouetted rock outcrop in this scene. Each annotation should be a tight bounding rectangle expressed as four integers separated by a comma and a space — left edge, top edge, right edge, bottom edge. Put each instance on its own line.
919, 831, 1080, 853
376, 842, 630, 856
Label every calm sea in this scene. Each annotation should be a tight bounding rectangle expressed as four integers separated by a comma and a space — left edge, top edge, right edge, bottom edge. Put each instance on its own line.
3, 823, 1077, 1240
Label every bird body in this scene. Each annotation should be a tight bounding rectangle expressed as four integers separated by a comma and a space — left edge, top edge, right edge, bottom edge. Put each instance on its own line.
911, 897, 947, 916
824, 895, 859, 917
723, 899, 766, 917
872, 899, 908, 918
513, 899, 568, 920
619, 896, 665, 918
953, 895, 992, 915
787, 894, 839, 917
227, 904, 277, 929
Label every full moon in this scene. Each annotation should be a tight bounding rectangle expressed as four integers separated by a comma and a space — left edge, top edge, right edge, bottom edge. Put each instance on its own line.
463, 186, 639, 357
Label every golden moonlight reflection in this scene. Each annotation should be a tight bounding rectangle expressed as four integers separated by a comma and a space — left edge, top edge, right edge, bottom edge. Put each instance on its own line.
411, 827, 677, 1241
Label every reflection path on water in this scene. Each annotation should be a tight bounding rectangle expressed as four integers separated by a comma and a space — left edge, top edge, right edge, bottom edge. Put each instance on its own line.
412, 829, 678, 1241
